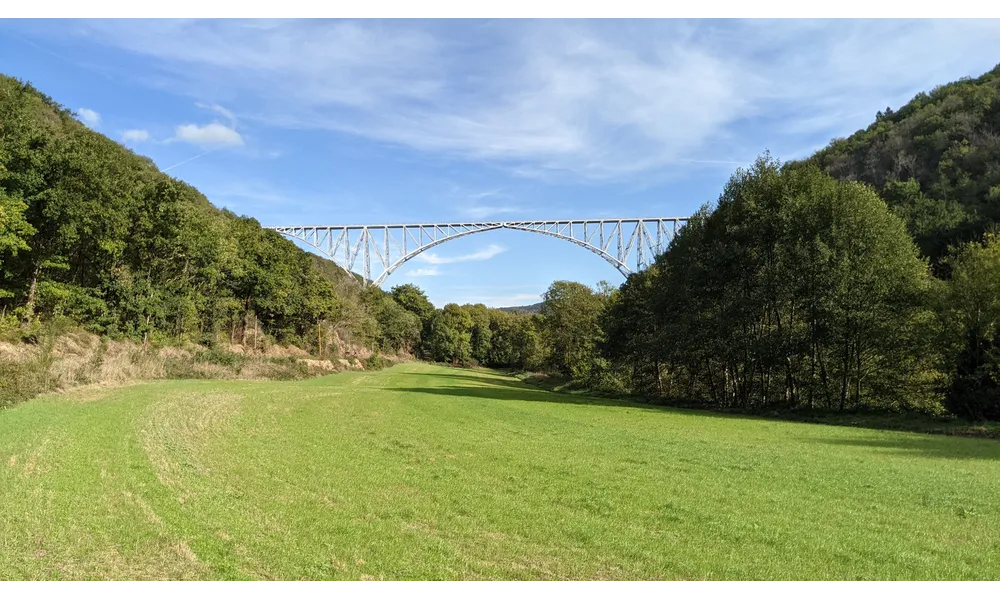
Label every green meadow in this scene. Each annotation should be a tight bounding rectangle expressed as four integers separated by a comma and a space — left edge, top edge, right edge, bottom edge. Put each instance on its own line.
2, 363, 998, 580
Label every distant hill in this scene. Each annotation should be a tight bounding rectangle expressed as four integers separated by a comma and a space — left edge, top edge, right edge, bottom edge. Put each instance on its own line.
497, 302, 543, 315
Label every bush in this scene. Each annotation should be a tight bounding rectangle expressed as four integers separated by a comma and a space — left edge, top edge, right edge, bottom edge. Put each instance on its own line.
0, 360, 44, 408
197, 347, 246, 369
364, 353, 390, 371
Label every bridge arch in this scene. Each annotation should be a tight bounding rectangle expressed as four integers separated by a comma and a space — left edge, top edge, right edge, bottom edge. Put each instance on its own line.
268, 218, 688, 286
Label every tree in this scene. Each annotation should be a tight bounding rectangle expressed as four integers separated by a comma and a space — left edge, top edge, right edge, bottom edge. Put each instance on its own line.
465, 303, 492, 365
599, 155, 936, 412
0, 189, 34, 259
391, 283, 435, 324
423, 304, 473, 364
803, 62, 1000, 265
540, 281, 607, 380
363, 286, 421, 353
940, 233, 1000, 420
0, 72, 377, 351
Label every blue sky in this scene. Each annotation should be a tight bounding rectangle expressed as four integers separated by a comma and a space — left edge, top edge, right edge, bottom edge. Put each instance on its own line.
3, 19, 1000, 307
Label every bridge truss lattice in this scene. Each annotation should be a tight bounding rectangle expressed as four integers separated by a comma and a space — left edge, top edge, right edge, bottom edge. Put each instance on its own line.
267, 218, 689, 286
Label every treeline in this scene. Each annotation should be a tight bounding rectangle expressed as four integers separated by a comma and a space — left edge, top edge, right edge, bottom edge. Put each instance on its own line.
0, 74, 414, 358
569, 64, 1000, 422
384, 281, 609, 375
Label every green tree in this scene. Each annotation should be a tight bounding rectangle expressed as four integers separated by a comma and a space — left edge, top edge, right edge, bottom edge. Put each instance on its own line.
391, 283, 435, 324
940, 233, 1000, 420
423, 303, 473, 364
465, 303, 492, 365
540, 281, 607, 380
600, 155, 936, 412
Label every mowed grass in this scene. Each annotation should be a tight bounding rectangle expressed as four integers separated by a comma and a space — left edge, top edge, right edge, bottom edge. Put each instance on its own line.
1, 363, 999, 580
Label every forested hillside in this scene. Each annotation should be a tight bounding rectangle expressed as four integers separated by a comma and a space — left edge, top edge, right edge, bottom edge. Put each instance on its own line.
1, 75, 337, 347
802, 63, 1000, 264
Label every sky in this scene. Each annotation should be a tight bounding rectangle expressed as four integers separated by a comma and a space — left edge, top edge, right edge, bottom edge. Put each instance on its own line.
2, 19, 1000, 307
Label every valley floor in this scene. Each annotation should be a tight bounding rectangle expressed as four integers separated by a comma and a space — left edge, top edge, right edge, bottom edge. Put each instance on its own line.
1, 363, 998, 580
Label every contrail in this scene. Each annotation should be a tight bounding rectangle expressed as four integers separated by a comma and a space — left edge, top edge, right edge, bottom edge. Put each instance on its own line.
163, 149, 215, 172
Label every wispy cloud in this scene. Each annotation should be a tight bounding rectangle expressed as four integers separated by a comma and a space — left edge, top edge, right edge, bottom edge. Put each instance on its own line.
196, 102, 237, 126
32, 20, 1000, 180
173, 122, 244, 149
78, 107, 101, 128
450, 188, 529, 220
458, 204, 524, 219
417, 244, 506, 265
163, 150, 215, 173
121, 129, 149, 143
403, 267, 442, 277
199, 179, 370, 218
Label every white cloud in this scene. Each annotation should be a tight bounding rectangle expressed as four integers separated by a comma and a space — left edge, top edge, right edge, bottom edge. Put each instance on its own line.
40, 20, 1000, 180
121, 129, 149, 143
417, 244, 506, 265
173, 122, 244, 149
78, 107, 101, 128
403, 267, 442, 278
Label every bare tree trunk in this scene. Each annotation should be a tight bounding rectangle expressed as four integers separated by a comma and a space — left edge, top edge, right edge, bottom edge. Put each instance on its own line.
706, 359, 719, 405
855, 338, 863, 409
22, 263, 41, 326
818, 344, 832, 409
252, 315, 258, 354
655, 359, 664, 396
840, 338, 849, 412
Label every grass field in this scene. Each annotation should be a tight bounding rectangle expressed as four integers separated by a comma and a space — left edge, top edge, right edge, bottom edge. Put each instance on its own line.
1, 363, 999, 580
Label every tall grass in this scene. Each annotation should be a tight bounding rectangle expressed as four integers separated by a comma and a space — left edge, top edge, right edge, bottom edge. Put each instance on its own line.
0, 323, 397, 408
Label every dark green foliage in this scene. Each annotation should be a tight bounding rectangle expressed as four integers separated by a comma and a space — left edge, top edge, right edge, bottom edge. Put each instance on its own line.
364, 353, 390, 371
940, 234, 1000, 420
423, 303, 474, 365
601, 155, 939, 412
362, 285, 421, 354
409, 295, 544, 371
539, 281, 610, 382
594, 64, 1000, 419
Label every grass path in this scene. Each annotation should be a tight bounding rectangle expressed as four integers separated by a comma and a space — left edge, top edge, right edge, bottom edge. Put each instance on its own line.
1, 363, 999, 580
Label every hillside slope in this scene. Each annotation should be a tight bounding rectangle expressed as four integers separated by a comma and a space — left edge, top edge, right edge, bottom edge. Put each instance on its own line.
802, 63, 1000, 262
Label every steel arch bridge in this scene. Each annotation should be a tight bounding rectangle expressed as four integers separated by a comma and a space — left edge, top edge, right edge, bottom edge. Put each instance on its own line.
267, 217, 689, 286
